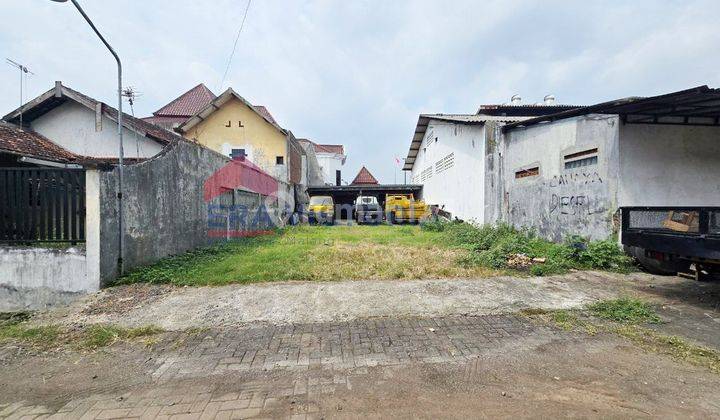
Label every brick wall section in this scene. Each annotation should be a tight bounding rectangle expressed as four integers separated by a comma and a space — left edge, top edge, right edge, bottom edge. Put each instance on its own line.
287, 133, 303, 185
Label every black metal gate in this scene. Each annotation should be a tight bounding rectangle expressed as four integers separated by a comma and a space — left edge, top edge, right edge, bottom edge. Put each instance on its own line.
0, 168, 86, 243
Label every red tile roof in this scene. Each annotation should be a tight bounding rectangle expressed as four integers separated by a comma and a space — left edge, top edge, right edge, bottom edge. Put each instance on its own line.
351, 166, 378, 185
0, 121, 78, 162
154, 84, 217, 117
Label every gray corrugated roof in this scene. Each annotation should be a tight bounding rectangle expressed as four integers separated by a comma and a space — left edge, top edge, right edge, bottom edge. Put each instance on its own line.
402, 114, 532, 170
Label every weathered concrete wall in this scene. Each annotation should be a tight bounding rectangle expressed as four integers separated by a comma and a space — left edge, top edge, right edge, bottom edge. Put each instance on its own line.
0, 284, 82, 312
498, 115, 620, 241
0, 247, 90, 292
300, 142, 325, 186
618, 124, 720, 206
409, 120, 486, 222
98, 140, 290, 285
30, 101, 163, 159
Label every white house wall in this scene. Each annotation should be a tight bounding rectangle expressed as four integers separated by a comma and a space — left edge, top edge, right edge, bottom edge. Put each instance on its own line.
316, 153, 344, 185
410, 121, 486, 222
618, 124, 720, 207
30, 101, 163, 159
499, 115, 620, 241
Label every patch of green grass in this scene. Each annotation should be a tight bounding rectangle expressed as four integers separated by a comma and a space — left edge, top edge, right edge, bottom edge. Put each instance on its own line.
0, 322, 61, 347
78, 324, 165, 349
551, 310, 577, 331
80, 324, 124, 349
0, 317, 164, 351
116, 225, 470, 285
426, 221, 633, 275
588, 297, 661, 324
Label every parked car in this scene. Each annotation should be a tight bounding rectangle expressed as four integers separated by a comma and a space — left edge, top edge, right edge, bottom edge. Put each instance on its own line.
308, 195, 335, 225
621, 207, 720, 280
385, 193, 428, 224
355, 196, 383, 224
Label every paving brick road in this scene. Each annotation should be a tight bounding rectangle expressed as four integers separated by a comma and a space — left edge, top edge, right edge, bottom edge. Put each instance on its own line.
1, 315, 541, 419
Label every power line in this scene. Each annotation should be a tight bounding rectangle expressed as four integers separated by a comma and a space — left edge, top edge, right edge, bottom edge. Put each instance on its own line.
218, 0, 252, 91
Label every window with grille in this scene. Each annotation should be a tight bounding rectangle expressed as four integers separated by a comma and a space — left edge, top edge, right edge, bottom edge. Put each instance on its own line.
420, 167, 433, 182
564, 148, 598, 170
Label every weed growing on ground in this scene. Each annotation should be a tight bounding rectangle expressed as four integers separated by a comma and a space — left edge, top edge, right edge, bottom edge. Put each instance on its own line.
0, 322, 60, 347
522, 298, 720, 373
81, 325, 124, 349
423, 220, 633, 275
588, 297, 662, 324
79, 324, 164, 349
614, 326, 720, 374
0, 317, 164, 350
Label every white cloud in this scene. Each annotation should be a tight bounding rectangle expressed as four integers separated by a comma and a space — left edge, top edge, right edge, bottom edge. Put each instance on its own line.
1, 0, 718, 182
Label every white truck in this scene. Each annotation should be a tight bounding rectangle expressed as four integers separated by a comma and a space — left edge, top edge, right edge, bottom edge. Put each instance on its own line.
354, 196, 383, 225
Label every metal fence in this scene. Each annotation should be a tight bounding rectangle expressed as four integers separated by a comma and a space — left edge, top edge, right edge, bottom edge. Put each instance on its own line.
0, 168, 86, 243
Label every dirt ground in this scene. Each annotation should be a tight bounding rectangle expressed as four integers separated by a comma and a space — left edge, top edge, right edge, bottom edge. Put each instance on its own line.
2, 272, 720, 419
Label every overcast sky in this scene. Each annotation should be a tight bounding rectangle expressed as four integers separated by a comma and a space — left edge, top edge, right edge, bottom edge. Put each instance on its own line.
2, 0, 719, 182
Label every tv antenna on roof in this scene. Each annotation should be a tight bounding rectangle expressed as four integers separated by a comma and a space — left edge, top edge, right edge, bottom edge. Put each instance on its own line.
6, 58, 35, 126
121, 86, 144, 158
121, 86, 143, 106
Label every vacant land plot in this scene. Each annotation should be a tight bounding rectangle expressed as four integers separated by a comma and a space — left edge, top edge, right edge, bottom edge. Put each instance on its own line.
119, 223, 633, 286
119, 225, 498, 285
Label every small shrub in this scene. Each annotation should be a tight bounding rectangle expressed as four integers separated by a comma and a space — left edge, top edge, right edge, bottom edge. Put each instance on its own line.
588, 298, 661, 324
579, 240, 633, 271
436, 222, 634, 275
420, 219, 448, 232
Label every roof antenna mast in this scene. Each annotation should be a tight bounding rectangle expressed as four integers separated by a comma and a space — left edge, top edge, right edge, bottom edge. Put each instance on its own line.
121, 86, 143, 158
6, 58, 35, 127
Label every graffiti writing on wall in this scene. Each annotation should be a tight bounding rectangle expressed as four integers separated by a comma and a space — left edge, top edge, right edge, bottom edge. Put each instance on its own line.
549, 194, 604, 216
549, 171, 602, 188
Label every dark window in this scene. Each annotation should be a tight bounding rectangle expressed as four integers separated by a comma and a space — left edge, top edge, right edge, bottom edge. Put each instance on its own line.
276, 156, 284, 165
515, 166, 539, 179
230, 149, 246, 160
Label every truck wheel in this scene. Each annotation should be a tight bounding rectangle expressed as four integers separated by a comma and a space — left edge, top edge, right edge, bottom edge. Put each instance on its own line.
625, 246, 686, 275
389, 213, 396, 224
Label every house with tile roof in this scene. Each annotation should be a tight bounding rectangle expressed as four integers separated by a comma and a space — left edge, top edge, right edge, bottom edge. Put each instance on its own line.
298, 138, 346, 185
172, 87, 305, 184
351, 166, 379, 185
2, 81, 178, 163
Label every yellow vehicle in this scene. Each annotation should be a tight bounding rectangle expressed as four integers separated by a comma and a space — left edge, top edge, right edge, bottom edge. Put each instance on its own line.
385, 193, 428, 224
308, 195, 335, 225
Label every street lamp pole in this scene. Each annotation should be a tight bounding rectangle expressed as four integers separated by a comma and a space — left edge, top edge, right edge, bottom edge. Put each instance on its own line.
51, 0, 125, 274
